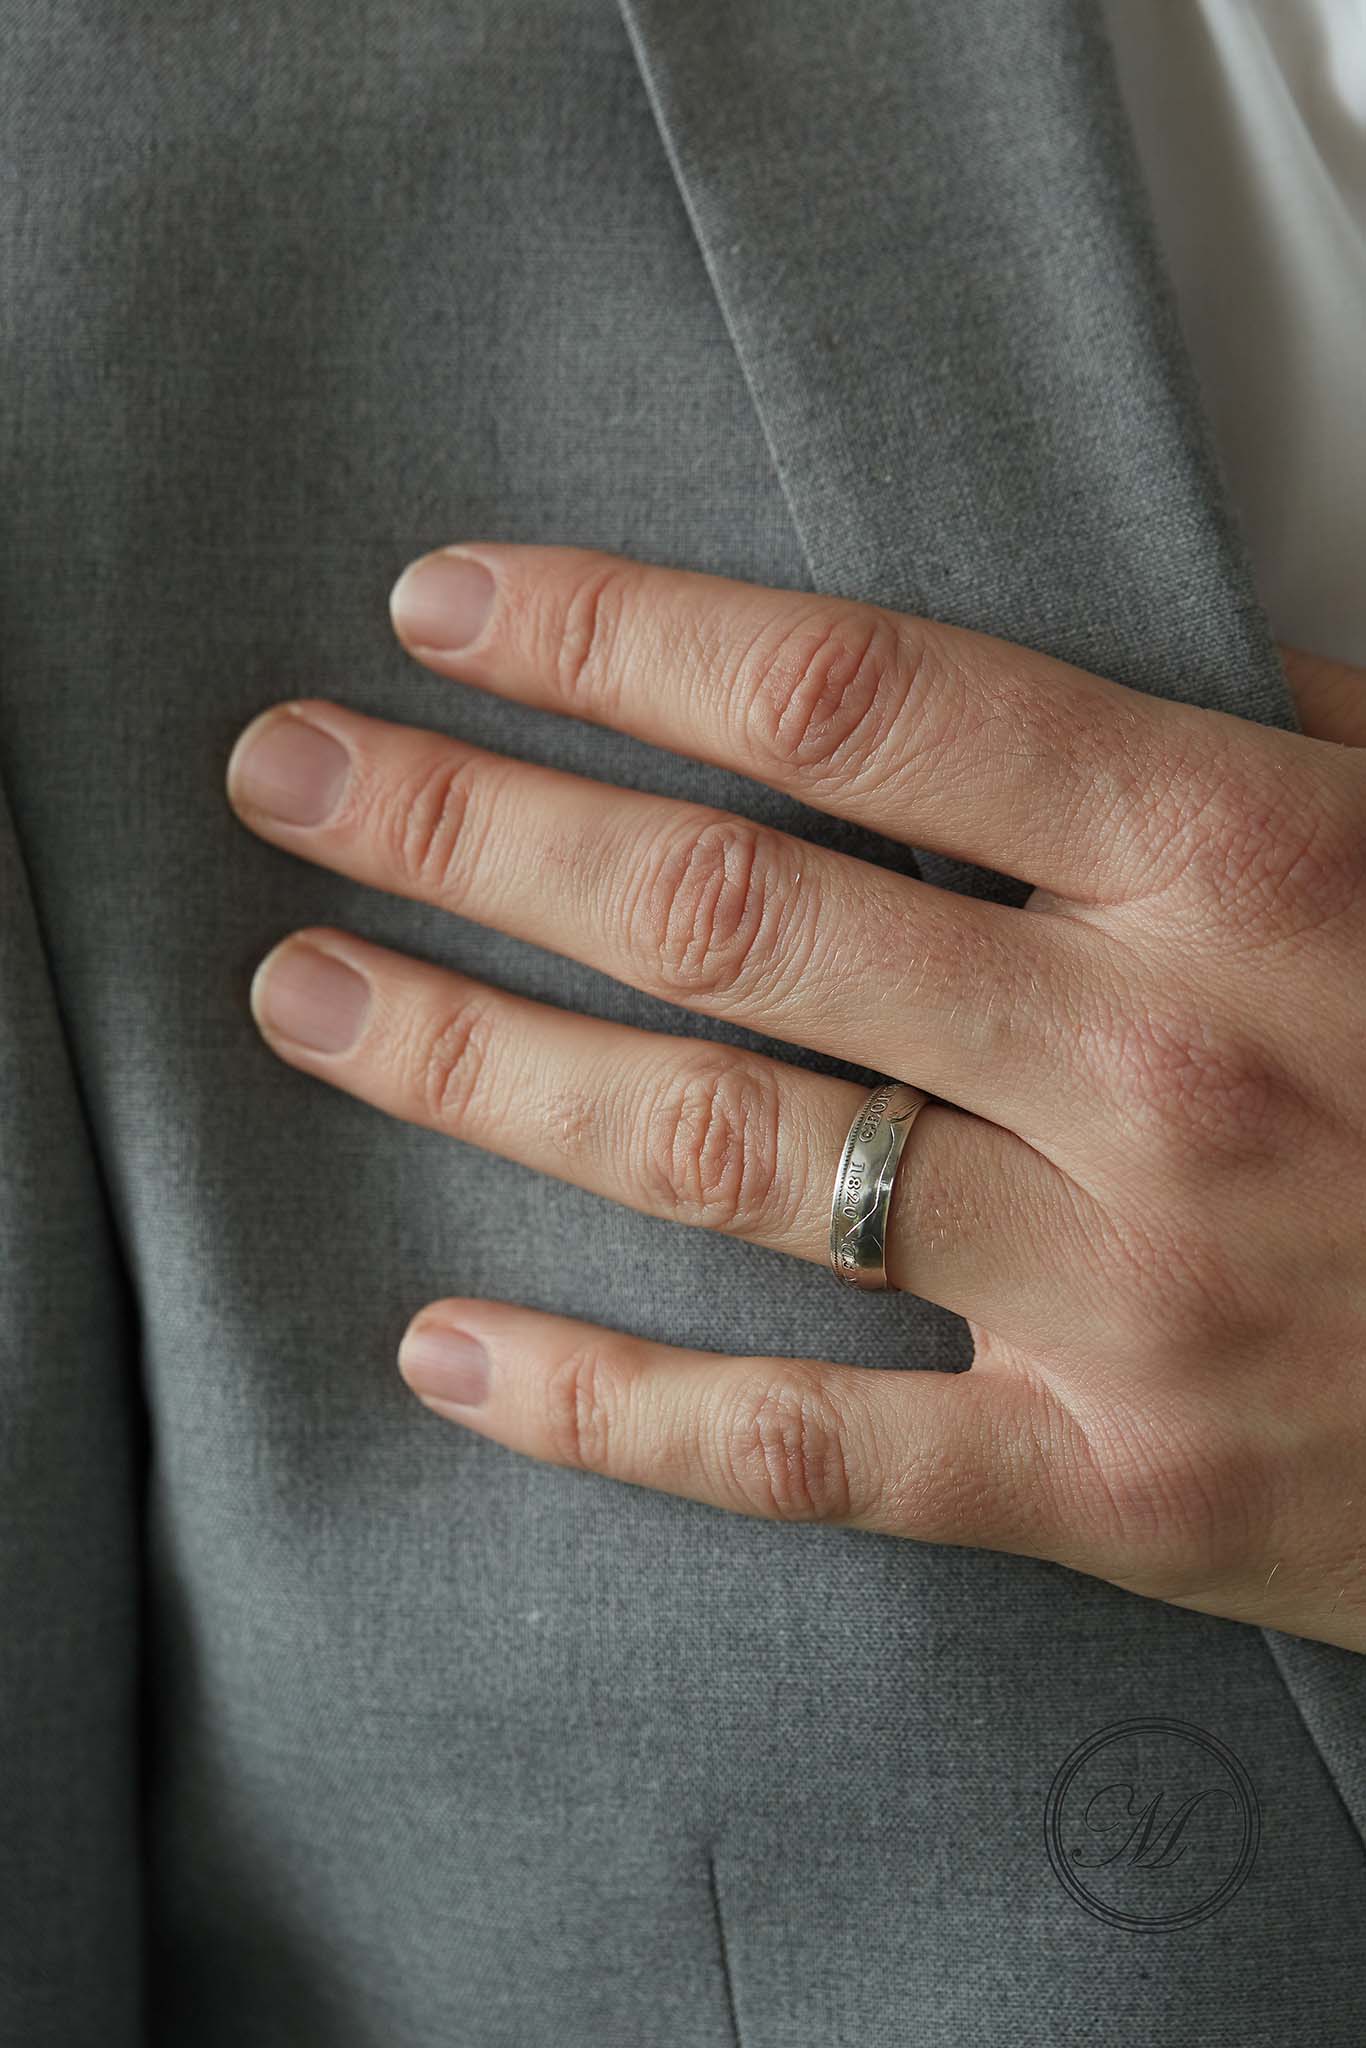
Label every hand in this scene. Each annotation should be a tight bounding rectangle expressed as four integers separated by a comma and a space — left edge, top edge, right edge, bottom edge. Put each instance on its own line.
225, 544, 1366, 1652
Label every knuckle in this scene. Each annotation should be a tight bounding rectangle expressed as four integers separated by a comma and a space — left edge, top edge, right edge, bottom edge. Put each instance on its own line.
738, 603, 913, 784
552, 558, 638, 718
1089, 996, 1296, 1177
628, 814, 807, 1002
542, 1343, 619, 1474
1210, 802, 1352, 926
411, 991, 498, 1130
638, 1052, 790, 1236
1104, 1211, 1270, 1359
387, 748, 488, 904
718, 1370, 855, 1524
1150, 748, 1363, 935
1257, 801, 1366, 932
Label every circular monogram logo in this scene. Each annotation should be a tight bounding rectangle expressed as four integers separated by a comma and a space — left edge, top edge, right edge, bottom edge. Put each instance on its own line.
1044, 1718, 1259, 1930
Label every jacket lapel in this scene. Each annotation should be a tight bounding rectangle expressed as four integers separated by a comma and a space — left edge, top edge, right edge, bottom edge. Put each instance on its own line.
615, 0, 1364, 1853
613, 0, 1297, 738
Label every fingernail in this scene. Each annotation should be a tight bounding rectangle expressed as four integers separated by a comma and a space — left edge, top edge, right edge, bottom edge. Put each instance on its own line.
229, 713, 351, 826
252, 943, 371, 1054
390, 550, 496, 654
398, 1322, 490, 1407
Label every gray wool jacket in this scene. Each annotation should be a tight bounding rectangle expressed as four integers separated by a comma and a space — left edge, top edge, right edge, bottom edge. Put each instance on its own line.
2, 1, 1364, 2041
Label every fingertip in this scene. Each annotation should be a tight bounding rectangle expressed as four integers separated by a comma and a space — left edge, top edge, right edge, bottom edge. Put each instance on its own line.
398, 1308, 494, 1411
389, 548, 497, 657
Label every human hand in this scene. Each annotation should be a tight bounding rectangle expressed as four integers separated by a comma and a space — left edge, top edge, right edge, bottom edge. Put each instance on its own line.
225, 545, 1366, 1651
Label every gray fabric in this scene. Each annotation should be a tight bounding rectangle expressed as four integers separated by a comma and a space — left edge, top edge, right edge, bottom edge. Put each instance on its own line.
1, 1, 1363, 2041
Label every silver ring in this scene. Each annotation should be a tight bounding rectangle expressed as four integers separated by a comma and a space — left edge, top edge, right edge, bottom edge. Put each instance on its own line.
829, 1080, 930, 1290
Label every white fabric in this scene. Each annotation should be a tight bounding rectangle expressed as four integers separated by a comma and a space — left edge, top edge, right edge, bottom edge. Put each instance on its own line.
1101, 0, 1366, 665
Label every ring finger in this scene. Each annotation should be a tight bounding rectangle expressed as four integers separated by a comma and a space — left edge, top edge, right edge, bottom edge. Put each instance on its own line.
248, 921, 1105, 1349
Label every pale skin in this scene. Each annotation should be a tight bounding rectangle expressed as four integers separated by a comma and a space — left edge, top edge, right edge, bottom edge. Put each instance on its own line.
224, 544, 1366, 1653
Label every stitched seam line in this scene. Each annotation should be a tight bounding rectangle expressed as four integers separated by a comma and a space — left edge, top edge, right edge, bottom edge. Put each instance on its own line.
705, 1847, 744, 2048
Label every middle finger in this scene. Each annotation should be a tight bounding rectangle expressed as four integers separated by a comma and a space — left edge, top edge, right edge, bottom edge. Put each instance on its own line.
226, 698, 1097, 1134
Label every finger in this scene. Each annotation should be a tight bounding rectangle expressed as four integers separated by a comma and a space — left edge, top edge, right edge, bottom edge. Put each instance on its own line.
389, 540, 1235, 903
249, 924, 1098, 1345
392, 1296, 1095, 1562
1278, 642, 1366, 748
227, 699, 1100, 1135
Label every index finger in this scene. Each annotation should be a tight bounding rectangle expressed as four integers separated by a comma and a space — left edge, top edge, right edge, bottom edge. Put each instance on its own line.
390, 541, 1218, 902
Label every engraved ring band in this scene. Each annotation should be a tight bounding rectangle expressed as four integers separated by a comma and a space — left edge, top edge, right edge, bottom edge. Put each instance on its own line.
828, 1080, 931, 1291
